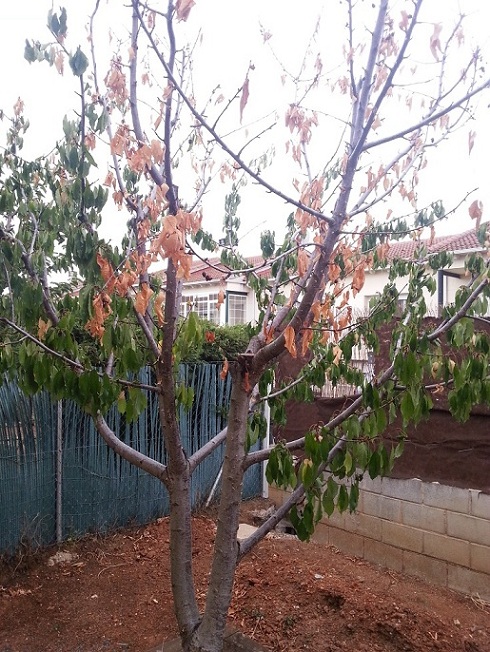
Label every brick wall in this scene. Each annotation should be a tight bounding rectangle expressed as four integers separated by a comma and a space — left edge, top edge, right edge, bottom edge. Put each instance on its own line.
269, 477, 490, 601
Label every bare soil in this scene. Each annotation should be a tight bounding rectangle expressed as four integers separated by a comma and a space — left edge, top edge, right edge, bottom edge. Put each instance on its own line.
0, 499, 489, 652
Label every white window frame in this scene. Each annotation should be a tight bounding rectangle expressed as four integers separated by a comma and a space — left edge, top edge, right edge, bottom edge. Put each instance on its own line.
226, 292, 247, 326
181, 292, 220, 323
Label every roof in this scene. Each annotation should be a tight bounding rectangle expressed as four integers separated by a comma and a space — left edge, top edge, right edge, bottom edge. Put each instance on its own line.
386, 224, 487, 261
155, 255, 270, 285
154, 224, 486, 284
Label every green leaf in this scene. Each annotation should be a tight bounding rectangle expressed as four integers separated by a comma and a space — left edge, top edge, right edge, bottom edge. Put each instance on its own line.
117, 393, 127, 415
400, 392, 414, 427
24, 40, 37, 63
302, 501, 314, 537
349, 483, 360, 512
337, 484, 349, 512
322, 476, 338, 517
368, 450, 380, 479
343, 450, 353, 476
126, 386, 147, 422
122, 346, 142, 373
352, 441, 368, 470
322, 491, 335, 517
69, 46, 89, 77
376, 407, 387, 432
260, 230, 275, 258
265, 450, 278, 485
299, 459, 315, 489
289, 506, 308, 542
68, 147, 79, 171
393, 439, 404, 460
48, 8, 67, 39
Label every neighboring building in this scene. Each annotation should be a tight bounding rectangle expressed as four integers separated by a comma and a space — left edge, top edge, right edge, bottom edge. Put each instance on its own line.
163, 255, 269, 327
156, 224, 487, 328
352, 225, 488, 317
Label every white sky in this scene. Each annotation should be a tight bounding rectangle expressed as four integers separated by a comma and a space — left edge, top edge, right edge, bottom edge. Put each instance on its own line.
1, 0, 490, 252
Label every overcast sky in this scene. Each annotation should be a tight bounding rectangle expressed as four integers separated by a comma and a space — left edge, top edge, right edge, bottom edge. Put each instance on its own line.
1, 1, 490, 250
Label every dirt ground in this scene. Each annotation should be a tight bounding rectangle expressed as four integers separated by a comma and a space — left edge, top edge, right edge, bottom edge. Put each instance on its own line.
0, 499, 489, 652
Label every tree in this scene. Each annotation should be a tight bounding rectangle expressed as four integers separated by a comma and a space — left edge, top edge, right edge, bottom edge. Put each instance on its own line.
1, 1, 490, 650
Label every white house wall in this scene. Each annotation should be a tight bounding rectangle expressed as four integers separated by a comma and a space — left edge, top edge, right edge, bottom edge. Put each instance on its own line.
181, 278, 256, 326
350, 256, 473, 317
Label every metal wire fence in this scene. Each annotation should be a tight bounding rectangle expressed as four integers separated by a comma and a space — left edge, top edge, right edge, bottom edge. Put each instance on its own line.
0, 364, 263, 554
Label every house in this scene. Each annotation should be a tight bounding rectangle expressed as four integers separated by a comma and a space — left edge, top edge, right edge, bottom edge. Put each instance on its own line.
158, 224, 486, 329
161, 255, 269, 326
350, 225, 488, 317
169, 225, 487, 397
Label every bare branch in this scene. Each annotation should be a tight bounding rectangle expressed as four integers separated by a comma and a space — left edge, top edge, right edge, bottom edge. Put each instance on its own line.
188, 427, 228, 473
95, 413, 167, 482
134, 3, 335, 226
363, 77, 490, 152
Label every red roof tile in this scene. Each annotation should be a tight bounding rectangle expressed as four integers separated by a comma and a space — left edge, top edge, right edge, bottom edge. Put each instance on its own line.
386, 223, 487, 261
155, 255, 270, 284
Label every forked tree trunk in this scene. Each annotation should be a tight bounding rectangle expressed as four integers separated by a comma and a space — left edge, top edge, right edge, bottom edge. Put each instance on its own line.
181, 364, 251, 652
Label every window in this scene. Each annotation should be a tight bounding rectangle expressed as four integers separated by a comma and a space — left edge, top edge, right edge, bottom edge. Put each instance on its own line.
181, 295, 194, 318
227, 293, 247, 325
181, 293, 220, 323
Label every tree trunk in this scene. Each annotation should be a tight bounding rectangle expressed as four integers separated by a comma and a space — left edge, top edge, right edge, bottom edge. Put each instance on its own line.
157, 368, 200, 645
167, 472, 201, 644
187, 364, 251, 652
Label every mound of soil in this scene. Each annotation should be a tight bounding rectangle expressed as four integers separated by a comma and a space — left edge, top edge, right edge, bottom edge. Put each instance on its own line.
0, 499, 488, 652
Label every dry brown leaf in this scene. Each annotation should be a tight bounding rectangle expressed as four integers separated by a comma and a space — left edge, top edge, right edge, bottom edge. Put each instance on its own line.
150, 139, 164, 165
135, 282, 154, 315
155, 291, 165, 327
55, 50, 64, 75
128, 143, 153, 173
284, 325, 297, 359
216, 290, 225, 312
430, 24, 443, 60
399, 10, 409, 32
105, 64, 128, 105
38, 318, 51, 341
429, 225, 436, 245
332, 345, 342, 366
352, 264, 366, 297
175, 0, 195, 21
103, 171, 115, 188
115, 268, 138, 297
220, 358, 229, 381
176, 253, 192, 281
376, 241, 390, 262
96, 252, 116, 294
13, 97, 24, 117
240, 75, 250, 124
85, 292, 112, 341
110, 124, 130, 156
84, 132, 96, 150
297, 249, 309, 277
263, 324, 274, 344
468, 130, 476, 155
328, 263, 341, 284
301, 329, 313, 358
468, 199, 483, 228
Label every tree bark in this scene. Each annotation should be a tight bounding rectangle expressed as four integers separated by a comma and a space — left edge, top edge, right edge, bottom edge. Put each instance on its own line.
157, 364, 200, 645
188, 363, 250, 652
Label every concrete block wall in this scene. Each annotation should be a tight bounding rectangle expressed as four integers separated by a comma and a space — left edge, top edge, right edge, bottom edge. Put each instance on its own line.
269, 477, 490, 601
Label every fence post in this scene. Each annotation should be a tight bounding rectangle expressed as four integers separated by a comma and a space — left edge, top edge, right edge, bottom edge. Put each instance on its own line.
56, 400, 63, 544
262, 394, 270, 499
